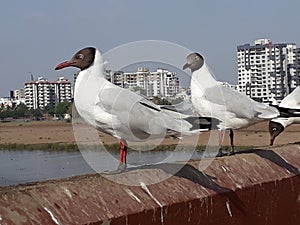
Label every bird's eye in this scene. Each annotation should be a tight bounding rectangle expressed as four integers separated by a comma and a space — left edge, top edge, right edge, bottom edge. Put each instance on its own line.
272, 128, 277, 131
77, 54, 84, 59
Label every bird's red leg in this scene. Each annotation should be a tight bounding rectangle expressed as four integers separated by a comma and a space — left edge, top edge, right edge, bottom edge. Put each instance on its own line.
118, 139, 128, 171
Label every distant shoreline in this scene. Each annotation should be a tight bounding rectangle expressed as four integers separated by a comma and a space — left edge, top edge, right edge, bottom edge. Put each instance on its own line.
0, 142, 79, 151
1, 120, 300, 149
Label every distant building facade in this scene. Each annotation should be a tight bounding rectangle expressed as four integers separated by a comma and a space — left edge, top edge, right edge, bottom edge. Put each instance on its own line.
10, 88, 25, 100
106, 67, 180, 98
218, 81, 237, 90
237, 38, 300, 103
0, 88, 26, 110
24, 77, 72, 109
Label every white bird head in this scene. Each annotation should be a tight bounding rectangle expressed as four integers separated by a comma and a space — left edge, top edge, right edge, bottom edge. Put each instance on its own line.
182, 52, 204, 72
55, 47, 96, 71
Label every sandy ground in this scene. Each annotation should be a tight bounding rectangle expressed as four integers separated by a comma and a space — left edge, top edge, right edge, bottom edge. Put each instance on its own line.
0, 120, 300, 147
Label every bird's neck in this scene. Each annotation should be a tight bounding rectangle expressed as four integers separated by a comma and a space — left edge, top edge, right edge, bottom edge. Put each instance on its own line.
272, 118, 294, 128
74, 51, 108, 101
191, 63, 218, 91
91, 50, 105, 78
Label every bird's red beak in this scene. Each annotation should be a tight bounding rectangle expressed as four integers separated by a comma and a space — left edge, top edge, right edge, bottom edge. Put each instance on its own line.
55, 61, 72, 70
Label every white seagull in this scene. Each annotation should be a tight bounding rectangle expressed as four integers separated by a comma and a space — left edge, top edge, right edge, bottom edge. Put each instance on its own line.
269, 86, 300, 145
183, 52, 280, 155
55, 47, 208, 172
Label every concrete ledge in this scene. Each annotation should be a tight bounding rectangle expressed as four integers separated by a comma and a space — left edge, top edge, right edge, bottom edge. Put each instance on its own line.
0, 145, 300, 224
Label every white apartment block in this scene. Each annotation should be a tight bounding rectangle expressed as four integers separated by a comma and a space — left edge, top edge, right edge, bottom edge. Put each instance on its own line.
24, 77, 72, 109
11, 89, 25, 100
237, 38, 300, 103
105, 70, 126, 88
0, 89, 27, 109
106, 67, 180, 98
0, 97, 25, 109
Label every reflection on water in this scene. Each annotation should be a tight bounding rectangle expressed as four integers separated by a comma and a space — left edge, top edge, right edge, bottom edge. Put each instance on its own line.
0, 149, 204, 186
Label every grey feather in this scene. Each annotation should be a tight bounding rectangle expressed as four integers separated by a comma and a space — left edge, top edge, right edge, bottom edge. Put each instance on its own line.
204, 86, 279, 119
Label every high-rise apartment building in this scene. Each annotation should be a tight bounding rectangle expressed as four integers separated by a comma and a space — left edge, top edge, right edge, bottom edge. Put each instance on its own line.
237, 38, 300, 103
24, 77, 72, 109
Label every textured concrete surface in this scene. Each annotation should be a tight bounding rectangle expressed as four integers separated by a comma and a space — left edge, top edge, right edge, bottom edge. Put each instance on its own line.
0, 144, 299, 225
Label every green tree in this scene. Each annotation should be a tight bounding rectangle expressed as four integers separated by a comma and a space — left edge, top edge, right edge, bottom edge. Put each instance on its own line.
43, 104, 55, 115
0, 110, 11, 119
13, 103, 28, 118
152, 96, 171, 105
54, 101, 72, 117
31, 109, 43, 120
66, 103, 73, 116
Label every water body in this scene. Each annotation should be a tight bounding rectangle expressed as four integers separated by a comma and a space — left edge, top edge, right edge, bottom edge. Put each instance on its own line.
0, 149, 205, 186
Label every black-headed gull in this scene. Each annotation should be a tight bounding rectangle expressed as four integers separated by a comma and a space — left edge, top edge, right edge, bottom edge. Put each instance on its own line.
183, 52, 280, 155
269, 87, 300, 145
55, 47, 209, 172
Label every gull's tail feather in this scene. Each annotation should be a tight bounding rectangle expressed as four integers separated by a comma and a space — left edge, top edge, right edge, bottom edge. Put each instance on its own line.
270, 104, 300, 118
256, 104, 280, 119
183, 116, 219, 131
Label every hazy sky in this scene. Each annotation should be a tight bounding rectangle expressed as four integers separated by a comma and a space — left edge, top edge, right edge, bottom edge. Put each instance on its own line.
1, 0, 300, 96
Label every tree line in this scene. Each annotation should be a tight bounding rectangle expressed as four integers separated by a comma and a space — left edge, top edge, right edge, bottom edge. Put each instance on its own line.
0, 101, 72, 120
0, 96, 182, 120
